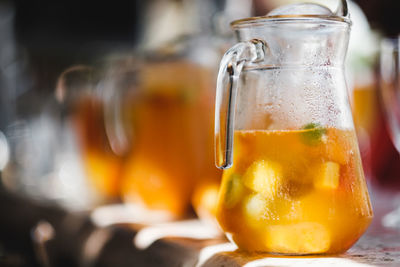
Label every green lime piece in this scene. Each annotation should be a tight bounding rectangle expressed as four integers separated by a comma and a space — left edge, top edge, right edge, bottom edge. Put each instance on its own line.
300, 123, 326, 146
224, 173, 244, 209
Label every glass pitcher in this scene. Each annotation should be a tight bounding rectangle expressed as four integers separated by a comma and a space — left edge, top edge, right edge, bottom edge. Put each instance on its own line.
56, 65, 124, 202
101, 49, 221, 218
214, 1, 373, 255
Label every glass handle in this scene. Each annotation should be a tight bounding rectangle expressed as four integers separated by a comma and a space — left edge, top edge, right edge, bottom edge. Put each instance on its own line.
100, 69, 132, 156
214, 39, 266, 169
55, 65, 94, 105
56, 64, 133, 156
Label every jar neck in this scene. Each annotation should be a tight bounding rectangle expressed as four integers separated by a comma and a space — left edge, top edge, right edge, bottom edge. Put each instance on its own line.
235, 20, 350, 67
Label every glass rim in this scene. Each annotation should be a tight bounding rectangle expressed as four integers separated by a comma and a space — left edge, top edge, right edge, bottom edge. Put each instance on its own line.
231, 15, 351, 29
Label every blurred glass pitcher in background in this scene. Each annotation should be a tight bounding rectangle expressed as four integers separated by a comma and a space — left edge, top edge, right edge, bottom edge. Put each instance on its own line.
56, 65, 125, 204
102, 55, 218, 218
214, 0, 373, 255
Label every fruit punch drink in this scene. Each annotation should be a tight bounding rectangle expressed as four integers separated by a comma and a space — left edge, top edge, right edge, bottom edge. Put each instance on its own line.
73, 96, 124, 199
216, 127, 373, 254
120, 61, 218, 217
214, 2, 372, 254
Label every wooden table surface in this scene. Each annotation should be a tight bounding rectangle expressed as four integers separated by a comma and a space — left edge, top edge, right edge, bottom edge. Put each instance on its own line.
88, 184, 400, 267
2, 182, 400, 267
199, 231, 400, 267
90, 218, 400, 267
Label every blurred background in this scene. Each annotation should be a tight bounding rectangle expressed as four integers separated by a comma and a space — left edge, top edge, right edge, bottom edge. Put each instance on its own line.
0, 0, 400, 266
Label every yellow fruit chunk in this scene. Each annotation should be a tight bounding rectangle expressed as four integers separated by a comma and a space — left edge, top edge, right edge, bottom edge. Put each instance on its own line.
314, 162, 340, 190
121, 157, 190, 217
243, 193, 269, 226
266, 223, 331, 254
86, 152, 121, 197
243, 160, 283, 197
223, 173, 244, 209
192, 182, 220, 219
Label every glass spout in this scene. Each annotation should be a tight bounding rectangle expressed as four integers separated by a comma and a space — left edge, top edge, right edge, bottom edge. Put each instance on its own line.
335, 0, 349, 18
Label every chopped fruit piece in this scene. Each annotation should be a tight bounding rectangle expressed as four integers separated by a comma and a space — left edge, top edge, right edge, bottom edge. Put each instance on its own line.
243, 193, 269, 226
314, 162, 340, 190
217, 129, 373, 254
86, 152, 121, 197
266, 223, 331, 254
192, 182, 220, 220
300, 123, 327, 146
224, 173, 244, 209
243, 160, 283, 197
121, 157, 189, 216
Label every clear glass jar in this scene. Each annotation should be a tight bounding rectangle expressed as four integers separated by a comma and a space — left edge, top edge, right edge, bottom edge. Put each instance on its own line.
214, 1, 373, 254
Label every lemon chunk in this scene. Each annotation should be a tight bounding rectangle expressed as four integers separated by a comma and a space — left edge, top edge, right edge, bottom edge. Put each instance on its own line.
314, 162, 340, 190
243, 160, 283, 197
223, 173, 244, 209
193, 182, 220, 219
243, 193, 269, 227
266, 223, 330, 254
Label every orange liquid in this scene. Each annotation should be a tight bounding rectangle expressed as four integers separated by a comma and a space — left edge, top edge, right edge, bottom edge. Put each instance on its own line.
121, 61, 221, 217
192, 179, 221, 225
216, 128, 372, 254
72, 96, 123, 199
352, 84, 378, 134
191, 66, 223, 224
